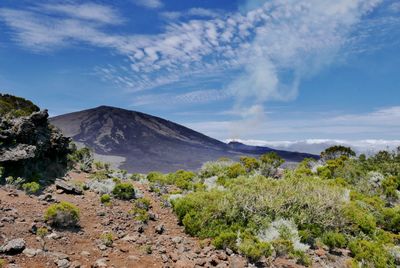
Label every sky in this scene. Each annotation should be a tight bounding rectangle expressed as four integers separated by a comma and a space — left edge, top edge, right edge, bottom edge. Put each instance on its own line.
1, 0, 400, 149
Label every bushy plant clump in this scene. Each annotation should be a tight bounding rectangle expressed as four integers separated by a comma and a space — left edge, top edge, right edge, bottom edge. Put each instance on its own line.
112, 183, 135, 200
100, 194, 111, 204
22, 181, 41, 194
131, 197, 152, 223
0, 93, 39, 118
45, 202, 80, 227
170, 146, 400, 265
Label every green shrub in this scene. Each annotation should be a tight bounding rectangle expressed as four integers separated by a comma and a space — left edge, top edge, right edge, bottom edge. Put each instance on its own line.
382, 176, 400, 200
321, 232, 347, 249
344, 202, 376, 235
227, 163, 246, 178
292, 250, 312, 267
0, 93, 39, 118
240, 157, 260, 172
213, 231, 237, 250
380, 207, 400, 233
134, 197, 151, 210
130, 173, 144, 181
45, 202, 80, 227
348, 239, 395, 268
147, 172, 165, 183
112, 183, 135, 200
131, 207, 150, 223
90, 170, 109, 180
0, 258, 5, 268
271, 239, 294, 257
67, 147, 93, 172
238, 238, 272, 262
100, 194, 111, 204
22, 182, 40, 194
100, 232, 113, 247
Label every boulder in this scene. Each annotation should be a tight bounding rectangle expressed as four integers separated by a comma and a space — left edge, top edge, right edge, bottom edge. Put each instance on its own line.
55, 179, 83, 195
0, 238, 26, 254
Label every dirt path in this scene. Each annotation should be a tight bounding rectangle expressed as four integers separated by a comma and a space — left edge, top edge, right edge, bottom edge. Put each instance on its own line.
0, 172, 248, 268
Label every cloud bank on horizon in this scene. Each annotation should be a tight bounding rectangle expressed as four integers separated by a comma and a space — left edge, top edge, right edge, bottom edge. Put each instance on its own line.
0, 0, 399, 142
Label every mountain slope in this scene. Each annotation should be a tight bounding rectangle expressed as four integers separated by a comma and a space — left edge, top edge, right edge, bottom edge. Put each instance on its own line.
50, 106, 239, 172
50, 106, 316, 173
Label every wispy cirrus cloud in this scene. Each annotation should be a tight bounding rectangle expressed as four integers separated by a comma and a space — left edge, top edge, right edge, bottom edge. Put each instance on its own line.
0, 0, 398, 109
132, 0, 163, 9
160, 8, 222, 21
186, 106, 400, 141
39, 3, 124, 25
132, 89, 232, 106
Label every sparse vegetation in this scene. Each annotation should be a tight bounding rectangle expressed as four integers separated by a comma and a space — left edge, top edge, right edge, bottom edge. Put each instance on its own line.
0, 93, 39, 118
45, 202, 80, 228
100, 232, 114, 247
170, 146, 400, 264
22, 181, 41, 194
112, 182, 135, 200
100, 194, 111, 205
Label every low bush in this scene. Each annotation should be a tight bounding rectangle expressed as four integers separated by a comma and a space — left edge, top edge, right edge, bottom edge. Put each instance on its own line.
271, 239, 294, 257
343, 202, 376, 235
321, 232, 347, 249
100, 232, 113, 247
238, 238, 272, 262
100, 194, 111, 204
348, 239, 395, 268
112, 183, 135, 200
213, 231, 238, 250
22, 181, 40, 194
134, 197, 151, 210
45, 202, 80, 227
227, 163, 246, 178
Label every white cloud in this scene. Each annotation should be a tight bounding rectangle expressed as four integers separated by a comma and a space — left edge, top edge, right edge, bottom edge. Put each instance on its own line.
185, 106, 400, 141
389, 2, 400, 13
1, 0, 397, 111
226, 138, 400, 155
133, 0, 163, 9
160, 8, 222, 21
40, 3, 123, 25
132, 89, 231, 106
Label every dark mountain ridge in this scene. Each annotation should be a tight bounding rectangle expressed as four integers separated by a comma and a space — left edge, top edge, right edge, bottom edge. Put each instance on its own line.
50, 106, 317, 173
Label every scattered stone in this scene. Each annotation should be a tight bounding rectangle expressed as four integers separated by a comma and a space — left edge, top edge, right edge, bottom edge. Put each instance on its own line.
172, 236, 183, 244
155, 224, 165, 234
93, 258, 108, 268
56, 258, 70, 268
128, 255, 139, 261
195, 258, 206, 266
70, 261, 82, 268
22, 248, 41, 257
315, 248, 327, 257
161, 254, 169, 263
169, 252, 179, 262
225, 248, 233, 256
121, 234, 138, 242
80, 251, 91, 257
0, 238, 26, 254
98, 244, 107, 251
47, 232, 61, 240
55, 179, 83, 195
175, 259, 195, 268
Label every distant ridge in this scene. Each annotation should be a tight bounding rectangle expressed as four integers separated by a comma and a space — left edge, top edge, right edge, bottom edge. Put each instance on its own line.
50, 106, 317, 173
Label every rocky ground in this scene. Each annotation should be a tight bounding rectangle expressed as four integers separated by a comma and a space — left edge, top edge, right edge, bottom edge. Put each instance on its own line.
0, 171, 351, 268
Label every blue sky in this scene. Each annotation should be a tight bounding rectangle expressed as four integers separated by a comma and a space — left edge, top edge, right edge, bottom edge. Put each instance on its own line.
1, 0, 400, 144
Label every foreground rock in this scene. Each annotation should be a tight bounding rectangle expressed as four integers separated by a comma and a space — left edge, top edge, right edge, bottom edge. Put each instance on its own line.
55, 179, 83, 195
0, 102, 72, 179
0, 238, 26, 255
